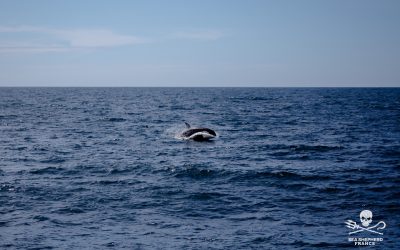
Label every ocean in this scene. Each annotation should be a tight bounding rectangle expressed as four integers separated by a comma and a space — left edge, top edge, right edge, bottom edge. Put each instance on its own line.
0, 87, 399, 249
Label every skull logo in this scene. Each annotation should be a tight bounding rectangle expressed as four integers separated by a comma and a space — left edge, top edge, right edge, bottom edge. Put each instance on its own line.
360, 210, 373, 227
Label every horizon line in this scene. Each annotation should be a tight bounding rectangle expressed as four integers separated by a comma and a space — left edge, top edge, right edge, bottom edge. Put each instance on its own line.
0, 85, 399, 88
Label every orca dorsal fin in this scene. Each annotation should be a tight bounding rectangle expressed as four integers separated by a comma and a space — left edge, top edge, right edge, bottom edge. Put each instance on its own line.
184, 122, 191, 128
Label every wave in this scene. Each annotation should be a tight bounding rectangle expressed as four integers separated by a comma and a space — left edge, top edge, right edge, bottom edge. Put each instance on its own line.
172, 167, 222, 179
52, 207, 85, 215
0, 183, 17, 192
257, 143, 344, 152
102, 117, 127, 122
40, 157, 67, 164
29, 166, 66, 175
231, 170, 331, 182
289, 144, 344, 152
186, 192, 226, 201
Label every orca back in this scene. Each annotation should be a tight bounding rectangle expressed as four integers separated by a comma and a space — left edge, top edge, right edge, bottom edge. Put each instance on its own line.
182, 128, 216, 137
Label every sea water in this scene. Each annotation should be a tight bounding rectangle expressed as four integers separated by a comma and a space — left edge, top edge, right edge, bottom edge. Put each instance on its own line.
0, 88, 399, 249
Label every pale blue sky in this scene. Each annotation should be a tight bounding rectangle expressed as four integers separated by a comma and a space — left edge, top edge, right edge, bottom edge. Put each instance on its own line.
0, 0, 399, 87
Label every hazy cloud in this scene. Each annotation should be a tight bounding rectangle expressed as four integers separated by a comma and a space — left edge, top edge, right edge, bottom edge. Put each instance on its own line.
53, 29, 146, 48
0, 44, 69, 53
0, 26, 147, 52
172, 30, 225, 40
0, 25, 48, 33
0, 26, 225, 53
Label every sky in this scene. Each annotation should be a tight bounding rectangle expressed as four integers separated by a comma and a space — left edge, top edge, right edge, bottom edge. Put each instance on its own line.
0, 0, 399, 87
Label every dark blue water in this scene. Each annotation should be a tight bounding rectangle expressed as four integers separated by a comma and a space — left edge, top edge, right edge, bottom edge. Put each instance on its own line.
0, 88, 399, 249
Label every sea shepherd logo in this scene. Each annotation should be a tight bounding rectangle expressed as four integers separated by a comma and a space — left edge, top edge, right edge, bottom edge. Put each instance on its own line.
345, 210, 386, 246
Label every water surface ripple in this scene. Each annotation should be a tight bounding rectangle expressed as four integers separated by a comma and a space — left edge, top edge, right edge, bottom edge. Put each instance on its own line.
0, 88, 399, 249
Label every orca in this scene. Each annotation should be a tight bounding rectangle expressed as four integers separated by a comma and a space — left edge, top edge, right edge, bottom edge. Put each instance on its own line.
181, 122, 217, 141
